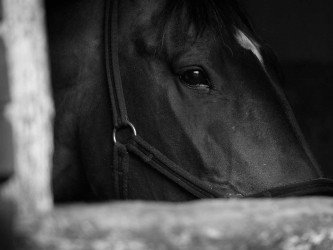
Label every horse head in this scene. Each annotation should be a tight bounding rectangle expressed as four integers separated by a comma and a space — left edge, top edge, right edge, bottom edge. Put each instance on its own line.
50, 0, 333, 202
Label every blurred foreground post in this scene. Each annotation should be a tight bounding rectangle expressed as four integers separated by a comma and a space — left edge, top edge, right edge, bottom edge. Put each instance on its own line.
18, 199, 333, 250
0, 0, 54, 219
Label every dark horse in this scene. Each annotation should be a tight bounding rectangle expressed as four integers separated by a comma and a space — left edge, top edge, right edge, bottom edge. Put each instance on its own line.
47, 0, 333, 202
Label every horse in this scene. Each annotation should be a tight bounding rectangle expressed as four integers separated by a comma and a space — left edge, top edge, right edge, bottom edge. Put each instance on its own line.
46, 0, 333, 202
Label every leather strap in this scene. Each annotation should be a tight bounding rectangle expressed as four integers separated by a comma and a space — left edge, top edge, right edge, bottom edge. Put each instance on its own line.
105, 0, 128, 127
249, 178, 333, 197
105, 0, 131, 199
127, 136, 219, 198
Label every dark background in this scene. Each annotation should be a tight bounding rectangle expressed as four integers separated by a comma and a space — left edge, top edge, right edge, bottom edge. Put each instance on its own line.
241, 0, 333, 178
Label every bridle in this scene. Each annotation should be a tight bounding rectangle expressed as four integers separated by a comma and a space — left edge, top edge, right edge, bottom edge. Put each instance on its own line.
104, 0, 333, 199
104, 0, 224, 199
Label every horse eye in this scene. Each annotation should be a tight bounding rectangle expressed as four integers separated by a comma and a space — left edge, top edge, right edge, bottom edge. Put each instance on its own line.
179, 69, 211, 89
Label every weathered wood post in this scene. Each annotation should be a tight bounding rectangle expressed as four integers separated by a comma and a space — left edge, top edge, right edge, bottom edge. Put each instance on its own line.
0, 1, 15, 249
0, 0, 54, 219
0, 0, 13, 184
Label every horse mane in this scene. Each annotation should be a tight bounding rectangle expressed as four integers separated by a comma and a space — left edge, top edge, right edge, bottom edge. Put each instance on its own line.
158, 0, 257, 41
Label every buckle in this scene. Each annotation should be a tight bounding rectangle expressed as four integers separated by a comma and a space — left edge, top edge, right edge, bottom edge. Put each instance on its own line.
113, 122, 137, 144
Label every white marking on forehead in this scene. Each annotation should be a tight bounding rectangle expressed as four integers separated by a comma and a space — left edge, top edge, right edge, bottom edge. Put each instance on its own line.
235, 29, 263, 65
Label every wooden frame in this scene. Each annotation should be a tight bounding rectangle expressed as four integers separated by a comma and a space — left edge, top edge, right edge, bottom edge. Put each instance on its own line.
0, 1, 332, 249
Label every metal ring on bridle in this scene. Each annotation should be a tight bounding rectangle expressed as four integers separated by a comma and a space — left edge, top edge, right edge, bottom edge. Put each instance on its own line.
113, 122, 137, 144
